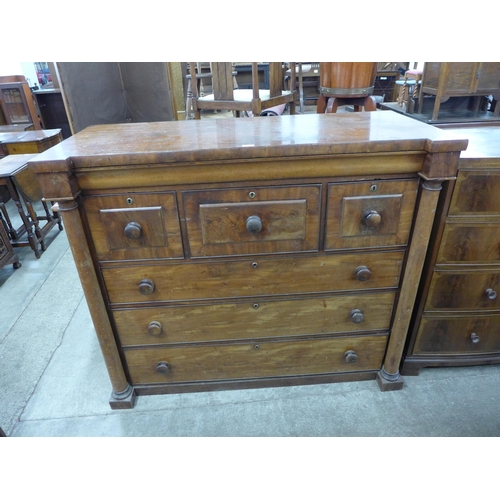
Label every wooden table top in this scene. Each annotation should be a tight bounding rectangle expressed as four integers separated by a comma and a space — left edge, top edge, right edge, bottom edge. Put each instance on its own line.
437, 125, 500, 158
0, 129, 62, 144
0, 154, 38, 177
0, 124, 34, 133
28, 112, 468, 170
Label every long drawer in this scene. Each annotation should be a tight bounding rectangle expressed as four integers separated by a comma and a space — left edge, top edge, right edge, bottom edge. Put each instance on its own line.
123, 334, 388, 385
413, 314, 500, 355
113, 291, 396, 346
102, 251, 404, 305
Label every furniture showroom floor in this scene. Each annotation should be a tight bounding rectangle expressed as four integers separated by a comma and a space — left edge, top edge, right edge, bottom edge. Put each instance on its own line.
2, 109, 500, 438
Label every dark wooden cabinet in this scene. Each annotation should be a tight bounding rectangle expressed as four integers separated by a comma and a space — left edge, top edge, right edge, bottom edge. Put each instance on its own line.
0, 76, 41, 130
403, 125, 500, 374
29, 112, 466, 408
0, 218, 20, 270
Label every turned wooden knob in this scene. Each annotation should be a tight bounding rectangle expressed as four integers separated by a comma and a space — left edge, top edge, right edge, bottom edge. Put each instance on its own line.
355, 265, 371, 282
246, 215, 263, 234
471, 333, 480, 344
363, 210, 382, 227
124, 221, 142, 239
486, 288, 497, 300
147, 321, 163, 336
156, 361, 171, 374
138, 278, 155, 295
350, 309, 364, 324
344, 350, 358, 363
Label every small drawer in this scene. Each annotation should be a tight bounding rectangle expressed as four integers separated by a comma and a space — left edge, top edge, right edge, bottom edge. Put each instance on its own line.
102, 251, 404, 305
183, 184, 321, 257
113, 291, 396, 346
425, 270, 500, 311
449, 170, 500, 217
325, 179, 418, 251
83, 192, 183, 261
123, 334, 388, 385
437, 222, 500, 264
413, 315, 500, 355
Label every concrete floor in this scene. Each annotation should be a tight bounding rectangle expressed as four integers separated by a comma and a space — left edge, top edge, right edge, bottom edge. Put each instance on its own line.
2, 110, 500, 437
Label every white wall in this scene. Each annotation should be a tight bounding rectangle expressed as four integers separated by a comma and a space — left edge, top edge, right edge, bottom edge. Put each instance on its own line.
0, 62, 41, 88
0, 62, 24, 76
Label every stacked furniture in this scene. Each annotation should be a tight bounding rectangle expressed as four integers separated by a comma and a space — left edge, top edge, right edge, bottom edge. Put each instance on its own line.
29, 112, 466, 408
417, 63, 500, 121
403, 125, 500, 373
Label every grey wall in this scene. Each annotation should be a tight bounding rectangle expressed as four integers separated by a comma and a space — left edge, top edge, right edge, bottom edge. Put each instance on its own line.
57, 62, 175, 133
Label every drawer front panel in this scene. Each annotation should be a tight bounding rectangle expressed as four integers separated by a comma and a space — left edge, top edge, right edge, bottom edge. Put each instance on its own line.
102, 251, 404, 304
183, 184, 321, 257
123, 334, 388, 384
426, 270, 500, 311
437, 223, 500, 264
449, 170, 500, 216
114, 291, 396, 346
414, 315, 500, 355
325, 179, 418, 251
83, 192, 184, 261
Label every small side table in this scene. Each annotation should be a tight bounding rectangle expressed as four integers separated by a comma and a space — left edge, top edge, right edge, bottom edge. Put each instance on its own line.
0, 154, 63, 258
0, 129, 63, 156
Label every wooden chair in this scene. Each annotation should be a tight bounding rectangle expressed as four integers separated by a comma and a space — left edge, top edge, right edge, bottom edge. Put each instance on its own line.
190, 62, 296, 118
286, 63, 320, 113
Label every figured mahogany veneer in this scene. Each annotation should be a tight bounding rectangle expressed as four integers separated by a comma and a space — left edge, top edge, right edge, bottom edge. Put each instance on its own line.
403, 125, 500, 375
28, 112, 466, 408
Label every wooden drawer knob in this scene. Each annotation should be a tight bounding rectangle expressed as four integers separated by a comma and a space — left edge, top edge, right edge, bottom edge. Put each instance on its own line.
486, 288, 498, 300
147, 321, 163, 336
471, 333, 480, 344
350, 309, 364, 324
156, 361, 171, 374
124, 221, 142, 239
138, 278, 155, 295
363, 210, 382, 227
355, 265, 371, 281
246, 215, 263, 234
344, 350, 358, 363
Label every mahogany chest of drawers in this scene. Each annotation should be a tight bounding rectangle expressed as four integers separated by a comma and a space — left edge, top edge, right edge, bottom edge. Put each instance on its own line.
29, 112, 466, 408
403, 126, 500, 374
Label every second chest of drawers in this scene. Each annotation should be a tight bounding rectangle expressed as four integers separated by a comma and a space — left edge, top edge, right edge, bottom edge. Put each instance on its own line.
402, 126, 500, 374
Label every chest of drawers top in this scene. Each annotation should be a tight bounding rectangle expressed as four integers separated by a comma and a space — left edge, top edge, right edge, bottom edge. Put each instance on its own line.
28, 113, 467, 191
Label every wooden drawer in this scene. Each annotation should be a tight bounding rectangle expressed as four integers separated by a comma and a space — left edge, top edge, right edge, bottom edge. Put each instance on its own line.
413, 315, 500, 355
449, 170, 500, 217
123, 334, 388, 385
436, 222, 500, 264
183, 184, 321, 257
325, 179, 418, 251
113, 291, 396, 346
426, 270, 500, 311
83, 192, 183, 261
102, 250, 404, 305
